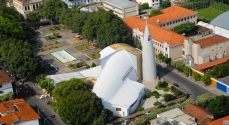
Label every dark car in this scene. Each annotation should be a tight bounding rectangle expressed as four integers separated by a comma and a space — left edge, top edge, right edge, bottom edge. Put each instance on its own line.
173, 83, 179, 87
28, 89, 34, 95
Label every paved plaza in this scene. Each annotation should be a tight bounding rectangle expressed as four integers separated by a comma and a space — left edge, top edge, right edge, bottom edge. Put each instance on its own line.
33, 25, 101, 74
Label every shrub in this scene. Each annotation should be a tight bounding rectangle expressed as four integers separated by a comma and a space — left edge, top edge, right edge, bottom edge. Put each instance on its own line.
141, 2, 149, 10
91, 62, 96, 67
164, 94, 175, 102
150, 90, 159, 96
158, 81, 168, 88
145, 92, 152, 99
150, 10, 162, 17
154, 101, 161, 106
85, 65, 90, 69
173, 89, 183, 97
170, 86, 176, 92
163, 87, 169, 92
137, 107, 144, 112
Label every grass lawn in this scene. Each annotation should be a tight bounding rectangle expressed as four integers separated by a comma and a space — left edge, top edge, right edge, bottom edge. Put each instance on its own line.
39, 42, 63, 52
197, 8, 223, 21
87, 51, 100, 59
75, 43, 96, 51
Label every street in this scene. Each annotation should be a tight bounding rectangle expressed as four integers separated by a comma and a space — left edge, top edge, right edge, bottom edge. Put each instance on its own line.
14, 81, 65, 125
157, 64, 216, 99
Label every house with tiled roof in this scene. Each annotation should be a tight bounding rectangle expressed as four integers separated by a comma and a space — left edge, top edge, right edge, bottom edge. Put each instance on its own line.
0, 99, 40, 125
207, 116, 229, 125
149, 108, 197, 125
123, 16, 188, 60
184, 104, 214, 125
7, 0, 44, 18
183, 34, 229, 65
146, 6, 197, 30
0, 70, 14, 96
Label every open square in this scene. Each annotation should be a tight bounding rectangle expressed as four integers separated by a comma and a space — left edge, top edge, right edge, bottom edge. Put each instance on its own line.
51, 50, 77, 63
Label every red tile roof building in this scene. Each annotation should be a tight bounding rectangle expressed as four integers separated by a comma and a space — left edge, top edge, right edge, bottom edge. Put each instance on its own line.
0, 99, 40, 125
0, 71, 14, 96
123, 16, 188, 59
184, 104, 214, 125
147, 6, 197, 30
207, 116, 229, 125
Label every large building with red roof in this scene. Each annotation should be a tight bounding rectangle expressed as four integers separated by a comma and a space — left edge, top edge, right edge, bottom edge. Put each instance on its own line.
0, 99, 40, 125
123, 16, 188, 59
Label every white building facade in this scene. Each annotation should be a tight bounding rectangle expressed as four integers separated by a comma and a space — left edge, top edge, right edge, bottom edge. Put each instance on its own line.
8, 0, 43, 18
0, 71, 13, 96
103, 0, 139, 19
135, 0, 160, 8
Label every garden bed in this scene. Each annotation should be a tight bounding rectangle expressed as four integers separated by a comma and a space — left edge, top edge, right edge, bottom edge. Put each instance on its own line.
67, 60, 90, 70
49, 25, 65, 31
87, 51, 100, 59
44, 33, 62, 41
38, 42, 63, 52
75, 43, 96, 51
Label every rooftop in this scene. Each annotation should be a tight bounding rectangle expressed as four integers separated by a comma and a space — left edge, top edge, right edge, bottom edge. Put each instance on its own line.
197, 25, 212, 34
0, 71, 13, 85
194, 35, 229, 48
158, 108, 196, 125
0, 99, 40, 125
104, 0, 137, 8
123, 16, 188, 46
194, 56, 229, 71
109, 43, 141, 56
211, 11, 229, 30
147, 6, 197, 25
184, 104, 214, 125
207, 116, 229, 125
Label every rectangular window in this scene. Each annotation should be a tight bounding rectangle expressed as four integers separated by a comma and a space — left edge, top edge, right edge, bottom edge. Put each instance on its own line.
116, 108, 121, 111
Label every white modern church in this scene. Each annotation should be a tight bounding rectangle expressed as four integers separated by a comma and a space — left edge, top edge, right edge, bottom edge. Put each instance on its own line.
92, 23, 157, 117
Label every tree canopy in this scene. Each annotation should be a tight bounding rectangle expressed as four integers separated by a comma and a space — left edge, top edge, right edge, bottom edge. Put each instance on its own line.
173, 22, 196, 34
27, 12, 41, 24
83, 9, 132, 48
0, 38, 38, 78
207, 95, 229, 118
201, 73, 211, 85
209, 61, 229, 78
161, 0, 171, 8
150, 10, 162, 17
52, 78, 110, 125
141, 2, 149, 10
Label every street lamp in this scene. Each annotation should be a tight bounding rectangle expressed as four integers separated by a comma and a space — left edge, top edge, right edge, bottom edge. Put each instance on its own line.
189, 60, 191, 79
44, 115, 55, 125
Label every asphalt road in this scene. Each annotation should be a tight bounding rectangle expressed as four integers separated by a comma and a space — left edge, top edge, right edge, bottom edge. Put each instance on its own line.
15, 81, 65, 125
157, 64, 216, 99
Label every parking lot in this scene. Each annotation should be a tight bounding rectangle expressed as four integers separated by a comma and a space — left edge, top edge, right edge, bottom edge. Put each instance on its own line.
33, 25, 101, 75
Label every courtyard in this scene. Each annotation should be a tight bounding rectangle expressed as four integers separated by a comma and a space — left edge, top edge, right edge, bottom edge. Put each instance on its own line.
33, 25, 101, 74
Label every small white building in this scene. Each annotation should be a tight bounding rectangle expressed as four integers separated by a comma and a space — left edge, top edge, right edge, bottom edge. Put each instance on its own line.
103, 0, 139, 19
135, 0, 160, 8
62, 0, 97, 8
0, 99, 40, 125
0, 70, 14, 96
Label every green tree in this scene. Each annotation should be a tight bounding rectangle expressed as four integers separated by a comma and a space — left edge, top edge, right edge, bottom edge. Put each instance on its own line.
173, 22, 196, 34
193, 72, 200, 81
163, 94, 175, 102
38, 0, 67, 24
136, 43, 142, 50
161, 0, 171, 8
141, 2, 149, 10
150, 10, 162, 17
57, 90, 103, 125
0, 39, 38, 78
92, 109, 113, 125
26, 12, 41, 24
201, 73, 211, 85
207, 95, 229, 118
197, 93, 215, 107
183, 66, 189, 76
157, 53, 163, 60
175, 60, 185, 71
38, 77, 55, 94
52, 78, 105, 125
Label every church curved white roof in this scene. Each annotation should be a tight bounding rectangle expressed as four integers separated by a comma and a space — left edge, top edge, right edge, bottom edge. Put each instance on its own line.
93, 49, 144, 108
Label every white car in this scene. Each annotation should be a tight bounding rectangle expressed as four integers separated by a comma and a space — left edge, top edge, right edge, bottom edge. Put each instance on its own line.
39, 95, 47, 99
123, 119, 130, 125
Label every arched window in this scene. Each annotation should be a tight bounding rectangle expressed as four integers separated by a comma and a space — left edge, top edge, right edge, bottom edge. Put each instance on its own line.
224, 51, 226, 57
215, 53, 218, 59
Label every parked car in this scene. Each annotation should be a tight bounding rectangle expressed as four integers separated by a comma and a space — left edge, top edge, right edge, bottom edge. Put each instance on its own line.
173, 83, 179, 87
122, 119, 130, 125
39, 95, 47, 99
28, 89, 34, 95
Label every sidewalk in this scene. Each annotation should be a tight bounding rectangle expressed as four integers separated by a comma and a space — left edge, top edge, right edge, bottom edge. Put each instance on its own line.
158, 62, 228, 96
